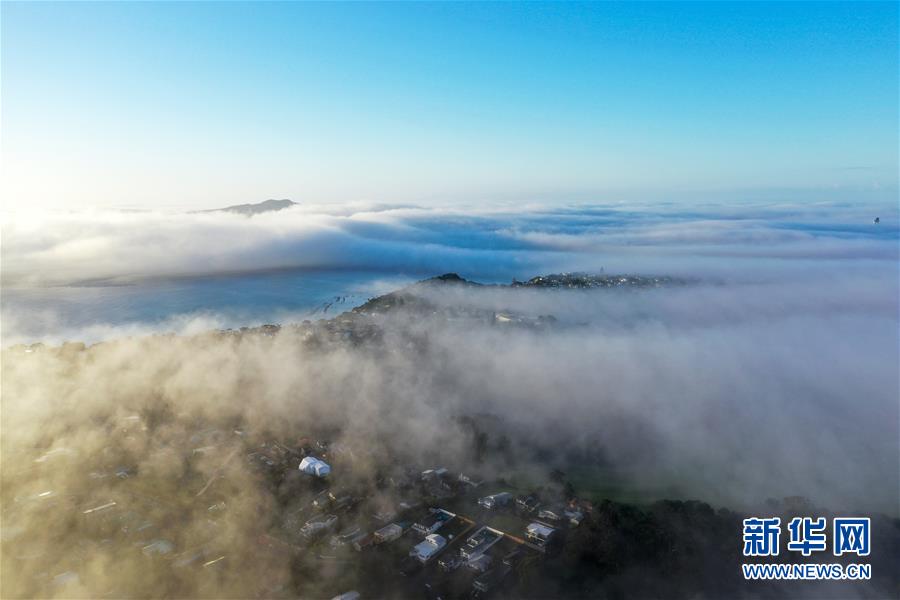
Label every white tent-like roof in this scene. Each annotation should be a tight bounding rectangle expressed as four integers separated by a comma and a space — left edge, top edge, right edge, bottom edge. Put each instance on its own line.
299, 456, 331, 477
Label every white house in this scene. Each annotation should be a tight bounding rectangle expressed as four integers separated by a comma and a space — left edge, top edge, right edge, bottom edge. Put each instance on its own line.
460, 526, 504, 560
299, 456, 331, 478
525, 522, 556, 548
410, 534, 447, 563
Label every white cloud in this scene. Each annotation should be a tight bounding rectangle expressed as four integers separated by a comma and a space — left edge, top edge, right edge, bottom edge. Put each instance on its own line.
2, 201, 896, 287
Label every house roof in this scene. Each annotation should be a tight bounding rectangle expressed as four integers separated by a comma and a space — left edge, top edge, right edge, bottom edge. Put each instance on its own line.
526, 522, 555, 538
376, 523, 403, 536
299, 456, 331, 475
412, 534, 446, 560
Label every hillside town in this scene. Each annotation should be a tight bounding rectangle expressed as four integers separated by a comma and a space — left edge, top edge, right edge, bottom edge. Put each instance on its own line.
241, 430, 593, 598
7, 418, 595, 599
11, 415, 898, 599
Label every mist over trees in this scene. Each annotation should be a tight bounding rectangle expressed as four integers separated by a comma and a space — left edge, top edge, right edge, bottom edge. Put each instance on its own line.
2, 271, 898, 598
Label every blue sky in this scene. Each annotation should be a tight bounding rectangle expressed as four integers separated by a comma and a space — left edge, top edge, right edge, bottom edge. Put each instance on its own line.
2, 1, 897, 210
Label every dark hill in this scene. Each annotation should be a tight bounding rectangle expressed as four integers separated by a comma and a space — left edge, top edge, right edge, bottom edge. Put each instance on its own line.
198, 199, 297, 216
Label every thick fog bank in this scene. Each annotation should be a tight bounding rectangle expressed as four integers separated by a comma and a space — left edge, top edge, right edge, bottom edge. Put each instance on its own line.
3, 200, 897, 346
3, 201, 896, 288
4, 274, 897, 511
1, 200, 897, 597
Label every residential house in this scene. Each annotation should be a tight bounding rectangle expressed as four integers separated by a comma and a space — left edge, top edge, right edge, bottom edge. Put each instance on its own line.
410, 534, 447, 563
478, 492, 513, 510
412, 509, 455, 535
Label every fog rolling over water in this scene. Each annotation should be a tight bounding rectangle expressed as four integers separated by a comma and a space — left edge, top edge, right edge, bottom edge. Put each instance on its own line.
1, 201, 898, 597
2, 200, 897, 344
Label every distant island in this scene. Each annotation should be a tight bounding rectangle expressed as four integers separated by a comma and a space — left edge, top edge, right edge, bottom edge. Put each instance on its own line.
196, 198, 297, 216
347, 272, 686, 323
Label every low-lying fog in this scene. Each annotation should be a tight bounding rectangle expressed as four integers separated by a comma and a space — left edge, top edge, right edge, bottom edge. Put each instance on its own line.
1, 201, 897, 597
2, 200, 897, 344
